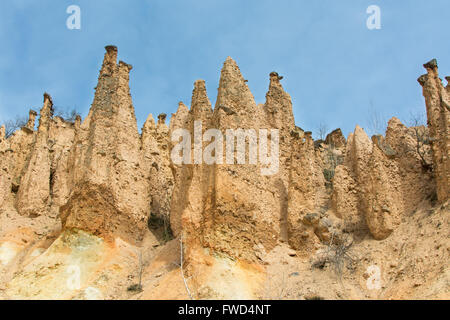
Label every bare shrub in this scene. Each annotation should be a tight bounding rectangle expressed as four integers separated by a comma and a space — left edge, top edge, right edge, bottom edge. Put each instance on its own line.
316, 122, 329, 141
408, 111, 432, 171
261, 270, 291, 300
366, 101, 387, 136
312, 233, 356, 279
53, 107, 79, 123
3, 115, 28, 138
2, 106, 79, 139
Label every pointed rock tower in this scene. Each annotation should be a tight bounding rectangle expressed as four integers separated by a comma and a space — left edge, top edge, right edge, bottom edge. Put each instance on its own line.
15, 94, 53, 217
173, 80, 214, 241
60, 46, 150, 244
418, 59, 450, 203
142, 111, 174, 228
178, 58, 298, 264
0, 125, 11, 210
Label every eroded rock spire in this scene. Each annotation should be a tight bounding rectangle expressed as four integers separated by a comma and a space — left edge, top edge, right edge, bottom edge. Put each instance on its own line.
60, 46, 150, 245
215, 57, 256, 117
418, 58, 450, 203
16, 93, 53, 217
264, 71, 295, 130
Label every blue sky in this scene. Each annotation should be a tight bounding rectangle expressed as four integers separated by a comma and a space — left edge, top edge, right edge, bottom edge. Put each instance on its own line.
0, 0, 448, 138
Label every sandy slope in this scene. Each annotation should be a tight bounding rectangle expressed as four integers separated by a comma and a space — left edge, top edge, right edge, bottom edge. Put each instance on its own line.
0, 200, 447, 300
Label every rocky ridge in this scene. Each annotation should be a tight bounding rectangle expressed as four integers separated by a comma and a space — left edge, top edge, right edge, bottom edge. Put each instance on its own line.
0, 49, 448, 300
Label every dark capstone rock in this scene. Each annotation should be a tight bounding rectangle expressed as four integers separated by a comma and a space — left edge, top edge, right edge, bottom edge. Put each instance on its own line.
417, 74, 428, 86
158, 113, 167, 122
423, 58, 438, 69
269, 71, 283, 81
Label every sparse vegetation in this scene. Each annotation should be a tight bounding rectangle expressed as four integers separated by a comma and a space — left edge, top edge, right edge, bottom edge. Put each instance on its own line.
1, 106, 79, 139
2, 115, 28, 138
53, 106, 80, 123
312, 233, 356, 279
262, 271, 289, 300
127, 250, 144, 293
127, 283, 142, 292
366, 101, 387, 136
323, 168, 335, 183
323, 147, 343, 185
316, 122, 329, 141
409, 111, 433, 171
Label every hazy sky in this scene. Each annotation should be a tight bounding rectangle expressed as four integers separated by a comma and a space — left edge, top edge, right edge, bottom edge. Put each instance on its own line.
0, 0, 449, 138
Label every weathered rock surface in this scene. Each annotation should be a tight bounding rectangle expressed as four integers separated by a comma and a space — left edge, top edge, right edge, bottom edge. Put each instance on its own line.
418, 59, 450, 203
15, 94, 53, 217
331, 126, 372, 235
60, 46, 151, 245
331, 115, 437, 240
0, 125, 11, 210
0, 48, 448, 300
287, 132, 327, 252
168, 102, 190, 237
142, 112, 174, 230
174, 59, 315, 266
325, 128, 346, 148
1, 50, 447, 248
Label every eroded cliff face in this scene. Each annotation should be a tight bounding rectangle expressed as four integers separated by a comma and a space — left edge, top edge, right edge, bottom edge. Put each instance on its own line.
331, 117, 436, 240
0, 48, 448, 300
418, 59, 450, 203
177, 59, 298, 265
58, 46, 151, 245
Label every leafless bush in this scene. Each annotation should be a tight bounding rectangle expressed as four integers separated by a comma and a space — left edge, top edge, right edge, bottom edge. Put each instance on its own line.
366, 101, 387, 136
2, 106, 79, 139
2, 115, 28, 138
408, 111, 432, 171
316, 122, 329, 141
259, 269, 290, 300
53, 107, 79, 123
312, 233, 356, 279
